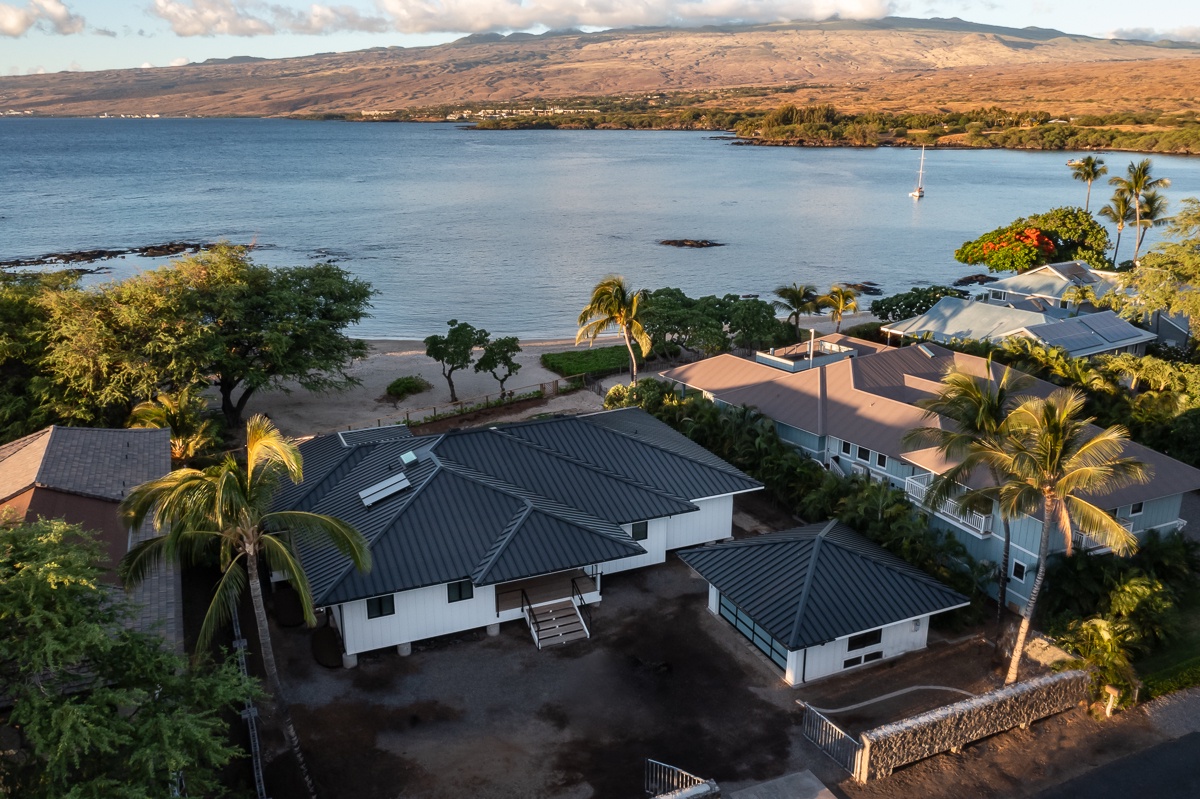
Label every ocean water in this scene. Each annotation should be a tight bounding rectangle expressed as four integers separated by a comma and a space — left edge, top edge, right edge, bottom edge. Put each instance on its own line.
3, 118, 1198, 339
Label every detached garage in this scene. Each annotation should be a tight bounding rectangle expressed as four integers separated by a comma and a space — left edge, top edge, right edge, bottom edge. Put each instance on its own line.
679, 521, 968, 685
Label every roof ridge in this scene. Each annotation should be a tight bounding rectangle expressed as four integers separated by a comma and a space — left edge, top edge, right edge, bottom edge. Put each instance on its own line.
785, 520, 836, 647
577, 412, 756, 481
471, 501, 534, 584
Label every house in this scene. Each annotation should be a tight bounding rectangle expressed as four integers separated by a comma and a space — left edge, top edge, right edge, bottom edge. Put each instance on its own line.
879, 296, 1155, 358
679, 521, 968, 685
981, 260, 1123, 313
662, 342, 1200, 613
0, 426, 183, 654
273, 408, 762, 666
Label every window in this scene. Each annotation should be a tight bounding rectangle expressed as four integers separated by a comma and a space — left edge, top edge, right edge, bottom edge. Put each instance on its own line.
848, 629, 883, 651
447, 580, 474, 603
990, 290, 1007, 302
857, 446, 871, 462
1012, 561, 1027, 582
1130, 502, 1144, 516
631, 521, 649, 541
366, 594, 395, 619
841, 440, 852, 455
1060, 298, 1070, 309
875, 453, 887, 469
863, 651, 884, 663
843, 656, 863, 669
719, 596, 788, 670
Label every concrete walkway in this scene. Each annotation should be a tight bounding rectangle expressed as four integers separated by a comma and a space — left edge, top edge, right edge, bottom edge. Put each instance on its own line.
728, 770, 837, 799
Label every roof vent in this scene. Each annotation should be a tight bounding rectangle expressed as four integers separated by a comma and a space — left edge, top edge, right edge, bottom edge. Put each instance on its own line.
916, 344, 936, 359
401, 450, 417, 466
359, 471, 412, 507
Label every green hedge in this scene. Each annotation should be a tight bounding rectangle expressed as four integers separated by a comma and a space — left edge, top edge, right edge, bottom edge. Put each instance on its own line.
386, 375, 433, 400
540, 345, 644, 378
1143, 655, 1200, 699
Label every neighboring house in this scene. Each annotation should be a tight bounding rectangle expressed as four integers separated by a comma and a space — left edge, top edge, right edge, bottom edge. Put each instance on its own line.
981, 260, 1123, 313
0, 426, 183, 654
679, 521, 968, 685
274, 408, 762, 666
662, 342, 1200, 613
755, 333, 892, 373
880, 296, 1155, 358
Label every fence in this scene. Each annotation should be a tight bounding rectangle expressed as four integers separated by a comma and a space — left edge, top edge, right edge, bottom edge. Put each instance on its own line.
354, 374, 589, 430
797, 703, 864, 776
644, 759, 716, 797
232, 606, 271, 799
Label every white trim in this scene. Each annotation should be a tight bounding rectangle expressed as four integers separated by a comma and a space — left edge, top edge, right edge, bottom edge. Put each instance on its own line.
690, 488, 762, 503
1011, 559, 1029, 583
813, 603, 972, 649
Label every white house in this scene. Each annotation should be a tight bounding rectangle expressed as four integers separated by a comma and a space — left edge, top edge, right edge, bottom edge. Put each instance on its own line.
273, 408, 761, 666
662, 341, 1200, 613
679, 521, 968, 685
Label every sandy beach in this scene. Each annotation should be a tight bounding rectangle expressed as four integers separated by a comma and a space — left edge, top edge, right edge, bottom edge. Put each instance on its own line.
247, 312, 880, 437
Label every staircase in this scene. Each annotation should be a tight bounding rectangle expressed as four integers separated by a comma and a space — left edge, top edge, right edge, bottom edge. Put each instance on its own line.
526, 599, 589, 649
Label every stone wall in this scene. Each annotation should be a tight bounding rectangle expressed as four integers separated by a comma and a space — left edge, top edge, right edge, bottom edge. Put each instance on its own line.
857, 670, 1088, 781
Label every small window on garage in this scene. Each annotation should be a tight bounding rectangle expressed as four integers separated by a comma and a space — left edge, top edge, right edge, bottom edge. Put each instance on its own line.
848, 629, 883, 651
366, 594, 395, 619
842, 656, 863, 669
631, 521, 649, 541
447, 580, 474, 603
1012, 561, 1028, 582
863, 651, 884, 663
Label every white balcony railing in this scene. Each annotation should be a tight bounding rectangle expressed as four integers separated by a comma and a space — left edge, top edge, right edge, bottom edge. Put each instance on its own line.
1070, 518, 1133, 554
905, 473, 992, 536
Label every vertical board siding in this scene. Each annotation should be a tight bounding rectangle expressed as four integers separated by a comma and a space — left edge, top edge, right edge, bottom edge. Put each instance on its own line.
604, 496, 733, 574
800, 618, 931, 683
340, 583, 499, 654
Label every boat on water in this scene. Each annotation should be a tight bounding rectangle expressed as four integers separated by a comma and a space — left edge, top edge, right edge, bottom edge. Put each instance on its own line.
910, 146, 925, 199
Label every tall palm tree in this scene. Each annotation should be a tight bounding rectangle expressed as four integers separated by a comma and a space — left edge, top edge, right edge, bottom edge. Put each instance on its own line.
963, 389, 1150, 684
903, 362, 1033, 622
120, 415, 371, 799
1069, 156, 1107, 212
1098, 191, 1136, 266
1109, 159, 1171, 263
1135, 189, 1170, 255
576, 274, 652, 383
772, 282, 820, 341
819, 285, 859, 333
127, 386, 218, 465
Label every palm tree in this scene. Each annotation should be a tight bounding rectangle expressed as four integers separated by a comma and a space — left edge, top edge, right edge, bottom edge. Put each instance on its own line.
576, 275, 652, 383
819, 285, 859, 333
1070, 156, 1107, 212
127, 386, 218, 465
963, 389, 1150, 684
904, 363, 1033, 621
1098, 191, 1136, 266
1135, 189, 1170, 255
1109, 159, 1171, 263
1063, 284, 1097, 317
772, 282, 820, 341
120, 415, 371, 799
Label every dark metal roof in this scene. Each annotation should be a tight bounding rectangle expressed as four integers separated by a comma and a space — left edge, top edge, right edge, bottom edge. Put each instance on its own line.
679, 522, 969, 650
281, 409, 760, 605
337, 424, 414, 447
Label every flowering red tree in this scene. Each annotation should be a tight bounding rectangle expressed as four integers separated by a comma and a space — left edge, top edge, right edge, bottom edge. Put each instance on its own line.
955, 207, 1111, 273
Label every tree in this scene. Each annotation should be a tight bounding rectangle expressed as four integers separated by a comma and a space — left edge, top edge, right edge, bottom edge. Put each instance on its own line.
576, 275, 652, 382
0, 272, 73, 442
1121, 198, 1200, 322
963, 389, 1150, 684
1070, 156, 1107, 212
904, 363, 1034, 621
1109, 158, 1171, 263
37, 245, 375, 427
729, 297, 784, 350
120, 415, 371, 799
128, 386, 218, 464
425, 319, 489, 403
475, 335, 523, 393
1135, 189, 1170, 255
955, 207, 1111, 272
0, 519, 254, 798
870, 286, 966, 322
772, 283, 821, 340
819, 285, 859, 333
1098, 190, 1137, 266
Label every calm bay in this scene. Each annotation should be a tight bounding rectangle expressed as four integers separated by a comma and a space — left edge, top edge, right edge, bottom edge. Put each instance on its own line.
3, 118, 1199, 339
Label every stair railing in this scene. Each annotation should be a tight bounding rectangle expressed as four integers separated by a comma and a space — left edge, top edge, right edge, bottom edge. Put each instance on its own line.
520, 589, 543, 648
571, 577, 592, 637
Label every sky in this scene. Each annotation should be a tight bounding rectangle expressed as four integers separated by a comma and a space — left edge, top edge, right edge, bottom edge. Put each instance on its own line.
2, 0, 1198, 75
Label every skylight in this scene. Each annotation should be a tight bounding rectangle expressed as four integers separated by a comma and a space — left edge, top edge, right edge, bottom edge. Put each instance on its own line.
359, 471, 412, 507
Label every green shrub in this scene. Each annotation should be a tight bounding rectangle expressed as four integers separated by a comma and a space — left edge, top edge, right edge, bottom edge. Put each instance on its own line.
1143, 655, 1200, 699
386, 375, 433, 400
540, 345, 645, 377
841, 322, 886, 343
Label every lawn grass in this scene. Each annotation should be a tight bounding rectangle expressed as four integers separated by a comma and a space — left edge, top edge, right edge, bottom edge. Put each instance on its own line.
540, 345, 643, 377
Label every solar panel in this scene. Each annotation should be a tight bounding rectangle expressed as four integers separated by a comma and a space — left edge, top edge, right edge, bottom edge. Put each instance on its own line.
1027, 319, 1101, 353
1080, 312, 1141, 343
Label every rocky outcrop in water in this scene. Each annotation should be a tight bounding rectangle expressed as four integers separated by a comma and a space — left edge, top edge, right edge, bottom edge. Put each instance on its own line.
660, 239, 724, 248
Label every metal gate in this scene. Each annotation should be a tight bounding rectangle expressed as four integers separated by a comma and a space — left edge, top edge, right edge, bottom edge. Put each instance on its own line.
799, 702, 864, 776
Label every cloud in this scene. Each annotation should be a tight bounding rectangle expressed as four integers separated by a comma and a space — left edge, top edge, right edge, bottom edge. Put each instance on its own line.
1110, 26, 1200, 44
150, 0, 391, 36
376, 0, 893, 34
170, 55, 190, 64
0, 0, 83, 36
150, 0, 274, 36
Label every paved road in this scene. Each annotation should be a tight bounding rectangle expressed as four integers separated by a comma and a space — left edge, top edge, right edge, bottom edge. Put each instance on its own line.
1036, 731, 1200, 799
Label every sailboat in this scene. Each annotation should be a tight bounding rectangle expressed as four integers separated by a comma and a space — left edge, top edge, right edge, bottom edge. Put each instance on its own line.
910, 146, 925, 199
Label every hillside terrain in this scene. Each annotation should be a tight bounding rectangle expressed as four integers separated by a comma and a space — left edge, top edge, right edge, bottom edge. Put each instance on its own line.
1, 17, 1198, 118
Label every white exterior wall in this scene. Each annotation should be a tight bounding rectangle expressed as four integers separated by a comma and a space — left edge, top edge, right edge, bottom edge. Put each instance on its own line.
790, 617, 932, 685
336, 583, 499, 655
602, 495, 736, 574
